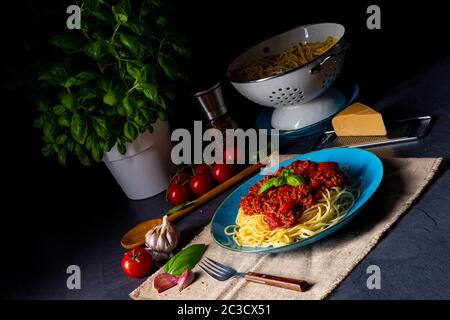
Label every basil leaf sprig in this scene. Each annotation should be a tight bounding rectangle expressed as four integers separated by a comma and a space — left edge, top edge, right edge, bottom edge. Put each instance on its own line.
258, 169, 306, 194
163, 244, 207, 276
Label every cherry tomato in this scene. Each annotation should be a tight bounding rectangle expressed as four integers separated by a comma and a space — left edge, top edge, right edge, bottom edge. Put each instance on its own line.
170, 171, 191, 186
194, 163, 210, 175
121, 248, 153, 278
211, 163, 235, 183
190, 173, 214, 196
279, 200, 297, 215
166, 183, 192, 205
223, 147, 242, 164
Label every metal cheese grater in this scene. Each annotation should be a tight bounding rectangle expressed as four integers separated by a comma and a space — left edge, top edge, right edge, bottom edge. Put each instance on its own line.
313, 116, 434, 150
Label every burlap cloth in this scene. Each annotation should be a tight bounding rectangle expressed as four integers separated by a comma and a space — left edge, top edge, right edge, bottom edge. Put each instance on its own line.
131, 157, 442, 300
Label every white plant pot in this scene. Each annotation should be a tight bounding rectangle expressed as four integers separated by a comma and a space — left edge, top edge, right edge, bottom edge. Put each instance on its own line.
103, 120, 175, 200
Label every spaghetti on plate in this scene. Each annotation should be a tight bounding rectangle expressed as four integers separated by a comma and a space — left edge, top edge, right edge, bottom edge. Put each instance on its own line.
225, 160, 359, 248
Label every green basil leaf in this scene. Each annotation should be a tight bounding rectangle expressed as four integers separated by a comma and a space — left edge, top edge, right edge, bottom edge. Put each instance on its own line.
123, 121, 138, 142
155, 95, 168, 110
171, 41, 188, 57
51, 143, 59, 153
133, 112, 146, 127
71, 114, 88, 144
53, 105, 66, 115
273, 178, 282, 185
139, 108, 155, 124
116, 104, 126, 116
85, 134, 94, 151
158, 53, 177, 80
137, 126, 146, 134
122, 95, 137, 116
56, 133, 67, 145
65, 71, 97, 88
60, 93, 74, 111
119, 33, 144, 58
258, 178, 275, 194
157, 111, 167, 121
258, 177, 285, 194
91, 142, 103, 162
43, 119, 57, 141
77, 152, 91, 166
112, 5, 128, 24
57, 148, 67, 166
58, 114, 71, 127
40, 63, 67, 86
74, 143, 83, 156
280, 169, 293, 179
286, 175, 306, 187
103, 92, 118, 106
37, 71, 59, 85
50, 34, 83, 54
141, 83, 157, 101
67, 138, 75, 153
163, 244, 207, 276
84, 40, 106, 60
93, 117, 110, 139
117, 140, 126, 155
126, 61, 141, 80
99, 139, 111, 153
41, 144, 54, 157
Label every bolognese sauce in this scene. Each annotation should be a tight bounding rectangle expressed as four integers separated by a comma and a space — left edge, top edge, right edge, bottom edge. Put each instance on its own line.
239, 160, 347, 229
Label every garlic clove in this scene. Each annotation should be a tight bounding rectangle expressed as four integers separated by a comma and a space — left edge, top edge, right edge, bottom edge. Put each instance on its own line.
152, 273, 178, 293
166, 229, 179, 248
156, 233, 169, 253
177, 269, 195, 291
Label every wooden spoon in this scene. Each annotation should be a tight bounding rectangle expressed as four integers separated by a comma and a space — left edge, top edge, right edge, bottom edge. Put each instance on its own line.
121, 162, 264, 249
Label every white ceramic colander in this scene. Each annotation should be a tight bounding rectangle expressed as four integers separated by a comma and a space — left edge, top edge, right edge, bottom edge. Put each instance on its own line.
226, 23, 348, 108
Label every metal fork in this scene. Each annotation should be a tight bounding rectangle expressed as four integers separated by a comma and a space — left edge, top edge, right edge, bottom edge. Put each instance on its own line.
199, 257, 309, 292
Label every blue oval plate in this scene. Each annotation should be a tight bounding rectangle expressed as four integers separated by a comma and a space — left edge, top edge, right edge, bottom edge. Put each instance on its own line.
255, 80, 359, 139
210, 148, 383, 254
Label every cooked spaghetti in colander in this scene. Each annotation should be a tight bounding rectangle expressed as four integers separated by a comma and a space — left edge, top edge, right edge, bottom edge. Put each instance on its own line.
236, 36, 338, 81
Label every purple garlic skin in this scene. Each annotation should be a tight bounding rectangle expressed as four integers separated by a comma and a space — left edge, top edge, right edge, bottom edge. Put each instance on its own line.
177, 269, 195, 291
152, 273, 178, 293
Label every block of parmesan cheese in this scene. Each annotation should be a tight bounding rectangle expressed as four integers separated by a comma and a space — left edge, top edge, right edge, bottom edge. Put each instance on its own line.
331, 103, 387, 136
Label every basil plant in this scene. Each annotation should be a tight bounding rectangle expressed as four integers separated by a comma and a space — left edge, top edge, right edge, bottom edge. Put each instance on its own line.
33, 0, 188, 166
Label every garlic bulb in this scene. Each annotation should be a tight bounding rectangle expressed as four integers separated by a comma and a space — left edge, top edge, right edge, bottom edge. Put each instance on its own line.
145, 215, 180, 253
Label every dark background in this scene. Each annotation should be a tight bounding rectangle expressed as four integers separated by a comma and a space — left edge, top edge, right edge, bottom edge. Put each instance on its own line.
1, 0, 449, 299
